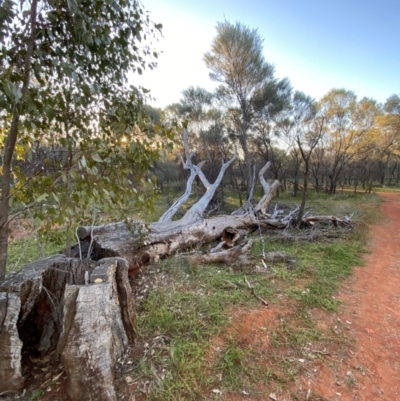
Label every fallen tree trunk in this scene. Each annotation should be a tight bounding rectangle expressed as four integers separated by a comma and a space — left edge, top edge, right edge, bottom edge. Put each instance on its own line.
79, 131, 357, 276
186, 240, 254, 268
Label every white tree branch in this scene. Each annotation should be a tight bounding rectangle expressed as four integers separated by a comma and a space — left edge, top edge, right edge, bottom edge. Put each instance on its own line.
183, 155, 236, 220
159, 129, 236, 224
254, 162, 280, 216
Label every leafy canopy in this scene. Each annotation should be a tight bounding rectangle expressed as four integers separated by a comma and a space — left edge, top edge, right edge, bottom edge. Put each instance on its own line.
0, 0, 174, 255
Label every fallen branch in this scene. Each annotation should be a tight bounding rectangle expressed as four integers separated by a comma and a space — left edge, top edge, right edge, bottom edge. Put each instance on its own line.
244, 276, 268, 306
187, 240, 254, 268
303, 215, 354, 228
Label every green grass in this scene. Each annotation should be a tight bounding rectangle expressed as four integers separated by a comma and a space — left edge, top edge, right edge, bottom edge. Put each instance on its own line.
370, 185, 400, 193
130, 190, 381, 400
133, 237, 367, 399
26, 389, 44, 401
288, 241, 365, 311
133, 260, 274, 400
7, 229, 67, 274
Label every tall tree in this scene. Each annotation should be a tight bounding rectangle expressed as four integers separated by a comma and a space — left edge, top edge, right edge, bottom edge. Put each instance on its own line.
0, 0, 172, 280
204, 20, 290, 194
318, 89, 379, 194
287, 92, 325, 226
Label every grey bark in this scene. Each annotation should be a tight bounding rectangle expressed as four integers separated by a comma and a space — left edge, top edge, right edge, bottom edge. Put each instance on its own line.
0, 255, 136, 399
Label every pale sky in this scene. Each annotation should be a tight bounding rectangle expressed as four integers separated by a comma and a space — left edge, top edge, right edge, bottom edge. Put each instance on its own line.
134, 0, 400, 108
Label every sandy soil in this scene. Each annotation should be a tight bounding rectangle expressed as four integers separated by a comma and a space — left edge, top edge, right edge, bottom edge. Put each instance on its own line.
306, 192, 400, 400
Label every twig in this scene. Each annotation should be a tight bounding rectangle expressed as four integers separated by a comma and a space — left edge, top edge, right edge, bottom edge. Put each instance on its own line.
312, 349, 330, 355
12, 234, 33, 272
86, 209, 97, 259
256, 214, 266, 258
23, 202, 44, 258
42, 285, 57, 310
244, 276, 268, 306
75, 227, 83, 261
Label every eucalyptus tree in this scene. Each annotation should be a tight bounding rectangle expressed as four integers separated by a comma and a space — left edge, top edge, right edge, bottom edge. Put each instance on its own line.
204, 20, 291, 194
275, 92, 326, 224
372, 94, 400, 185
0, 0, 173, 279
318, 89, 380, 194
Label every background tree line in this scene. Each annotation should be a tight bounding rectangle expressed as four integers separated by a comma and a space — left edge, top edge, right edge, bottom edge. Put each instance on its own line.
153, 21, 400, 223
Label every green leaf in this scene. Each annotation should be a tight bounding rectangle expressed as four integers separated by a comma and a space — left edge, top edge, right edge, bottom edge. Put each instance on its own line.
34, 216, 42, 227
52, 192, 60, 203
92, 153, 103, 163
36, 193, 49, 203
71, 71, 79, 84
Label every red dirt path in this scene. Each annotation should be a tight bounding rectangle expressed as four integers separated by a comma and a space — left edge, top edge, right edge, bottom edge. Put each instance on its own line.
308, 192, 400, 400
225, 193, 400, 401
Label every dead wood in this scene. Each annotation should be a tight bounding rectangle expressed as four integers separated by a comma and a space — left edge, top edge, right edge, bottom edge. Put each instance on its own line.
302, 215, 354, 227
187, 240, 254, 268
0, 255, 135, 399
75, 156, 281, 276
263, 251, 295, 264
244, 276, 268, 306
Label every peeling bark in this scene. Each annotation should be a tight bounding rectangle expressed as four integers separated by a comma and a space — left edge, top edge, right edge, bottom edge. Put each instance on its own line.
0, 292, 24, 392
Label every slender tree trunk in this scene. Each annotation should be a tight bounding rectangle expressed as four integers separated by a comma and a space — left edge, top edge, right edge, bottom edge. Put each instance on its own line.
293, 179, 299, 197
0, 0, 37, 280
0, 113, 19, 280
397, 164, 400, 186
229, 168, 243, 206
297, 161, 309, 228
388, 162, 396, 186
239, 115, 252, 197
314, 176, 320, 193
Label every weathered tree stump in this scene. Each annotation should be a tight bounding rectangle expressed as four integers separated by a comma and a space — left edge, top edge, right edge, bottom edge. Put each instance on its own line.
0, 255, 136, 400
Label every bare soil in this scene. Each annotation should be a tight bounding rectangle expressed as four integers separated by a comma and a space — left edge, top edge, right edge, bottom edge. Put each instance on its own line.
223, 193, 400, 401
306, 192, 400, 401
